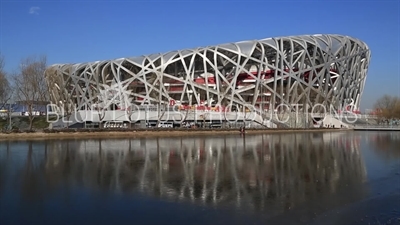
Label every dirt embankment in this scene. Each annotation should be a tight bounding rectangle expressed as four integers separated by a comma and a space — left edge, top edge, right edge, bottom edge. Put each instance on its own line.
0, 128, 351, 141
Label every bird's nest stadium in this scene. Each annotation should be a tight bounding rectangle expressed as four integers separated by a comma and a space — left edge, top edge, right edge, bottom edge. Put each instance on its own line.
44, 34, 370, 129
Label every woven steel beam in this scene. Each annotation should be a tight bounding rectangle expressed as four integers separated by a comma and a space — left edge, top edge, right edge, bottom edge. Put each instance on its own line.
45, 34, 370, 116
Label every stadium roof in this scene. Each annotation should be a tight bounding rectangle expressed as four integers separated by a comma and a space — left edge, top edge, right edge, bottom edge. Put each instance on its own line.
49, 34, 369, 67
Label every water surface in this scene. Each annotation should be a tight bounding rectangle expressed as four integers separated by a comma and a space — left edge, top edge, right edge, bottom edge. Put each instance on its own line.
0, 131, 399, 225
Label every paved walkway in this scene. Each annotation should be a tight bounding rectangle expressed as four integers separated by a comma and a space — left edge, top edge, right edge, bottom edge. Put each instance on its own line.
353, 126, 400, 131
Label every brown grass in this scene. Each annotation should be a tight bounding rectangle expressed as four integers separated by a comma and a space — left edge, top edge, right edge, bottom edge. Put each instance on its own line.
0, 128, 351, 141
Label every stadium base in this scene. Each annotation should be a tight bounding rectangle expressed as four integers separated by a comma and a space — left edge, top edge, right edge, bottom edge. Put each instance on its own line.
48, 110, 357, 130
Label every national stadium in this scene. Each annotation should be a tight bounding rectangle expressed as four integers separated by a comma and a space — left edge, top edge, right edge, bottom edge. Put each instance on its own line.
44, 34, 371, 129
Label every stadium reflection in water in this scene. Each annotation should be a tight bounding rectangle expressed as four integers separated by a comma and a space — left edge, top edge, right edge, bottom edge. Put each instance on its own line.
2, 132, 399, 224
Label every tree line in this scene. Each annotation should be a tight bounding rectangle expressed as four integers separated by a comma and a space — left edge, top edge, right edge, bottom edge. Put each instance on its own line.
0, 53, 48, 130
372, 95, 400, 124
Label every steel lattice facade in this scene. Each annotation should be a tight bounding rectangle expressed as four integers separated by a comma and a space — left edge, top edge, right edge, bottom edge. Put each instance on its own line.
44, 34, 370, 116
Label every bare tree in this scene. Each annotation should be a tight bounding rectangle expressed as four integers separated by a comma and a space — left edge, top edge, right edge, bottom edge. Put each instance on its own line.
373, 95, 400, 123
0, 54, 12, 109
395, 100, 400, 119
14, 55, 48, 130
0, 54, 14, 130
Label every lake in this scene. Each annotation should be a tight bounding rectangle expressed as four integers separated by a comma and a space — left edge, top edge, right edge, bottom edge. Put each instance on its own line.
0, 131, 399, 225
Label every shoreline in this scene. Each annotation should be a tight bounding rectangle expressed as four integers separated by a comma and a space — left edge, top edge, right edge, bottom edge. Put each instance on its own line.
0, 128, 352, 141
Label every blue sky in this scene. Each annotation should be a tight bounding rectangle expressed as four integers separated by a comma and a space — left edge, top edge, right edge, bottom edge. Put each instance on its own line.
0, 0, 399, 110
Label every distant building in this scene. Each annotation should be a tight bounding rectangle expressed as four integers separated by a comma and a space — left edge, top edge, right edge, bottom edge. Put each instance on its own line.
0, 101, 48, 117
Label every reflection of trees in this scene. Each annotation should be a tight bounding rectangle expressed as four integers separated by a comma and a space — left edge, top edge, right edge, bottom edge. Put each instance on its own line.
36, 133, 367, 214
21, 141, 38, 200
0, 140, 51, 203
368, 132, 400, 159
0, 142, 10, 196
